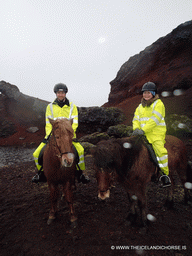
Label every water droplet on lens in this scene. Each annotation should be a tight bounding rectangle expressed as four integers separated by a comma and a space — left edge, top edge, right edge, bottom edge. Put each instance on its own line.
123, 142, 132, 148
184, 182, 192, 190
147, 214, 156, 222
161, 91, 171, 97
132, 195, 137, 201
178, 123, 186, 129
173, 89, 184, 96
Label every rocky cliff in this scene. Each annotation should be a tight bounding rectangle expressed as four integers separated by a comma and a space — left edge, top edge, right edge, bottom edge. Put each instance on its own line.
0, 81, 124, 146
104, 20, 192, 122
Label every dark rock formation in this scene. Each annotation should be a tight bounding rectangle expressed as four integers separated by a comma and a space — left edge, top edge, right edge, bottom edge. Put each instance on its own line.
77, 107, 125, 134
0, 81, 125, 143
106, 21, 192, 107
79, 132, 110, 145
165, 114, 192, 137
107, 124, 133, 138
0, 81, 48, 127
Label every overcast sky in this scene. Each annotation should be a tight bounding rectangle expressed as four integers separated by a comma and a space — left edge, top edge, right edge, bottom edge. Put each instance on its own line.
1, 0, 191, 107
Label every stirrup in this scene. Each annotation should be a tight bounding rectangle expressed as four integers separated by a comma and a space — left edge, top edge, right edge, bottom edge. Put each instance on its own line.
32, 171, 47, 183
159, 175, 171, 188
78, 174, 90, 184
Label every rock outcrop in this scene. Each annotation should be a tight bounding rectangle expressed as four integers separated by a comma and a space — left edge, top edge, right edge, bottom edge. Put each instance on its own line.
0, 81, 124, 144
0, 81, 48, 126
105, 21, 192, 111
77, 107, 125, 134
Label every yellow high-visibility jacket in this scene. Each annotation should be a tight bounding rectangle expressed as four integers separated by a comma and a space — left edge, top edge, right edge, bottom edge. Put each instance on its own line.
45, 98, 78, 139
132, 96, 167, 143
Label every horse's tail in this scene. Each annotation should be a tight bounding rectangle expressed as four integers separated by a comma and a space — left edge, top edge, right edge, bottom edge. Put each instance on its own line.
186, 161, 192, 183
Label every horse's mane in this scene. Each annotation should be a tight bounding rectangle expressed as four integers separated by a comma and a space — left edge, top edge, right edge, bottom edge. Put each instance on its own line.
94, 136, 144, 176
54, 118, 74, 138
93, 139, 119, 168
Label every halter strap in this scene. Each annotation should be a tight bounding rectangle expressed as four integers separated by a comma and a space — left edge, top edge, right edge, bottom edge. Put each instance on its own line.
53, 135, 73, 158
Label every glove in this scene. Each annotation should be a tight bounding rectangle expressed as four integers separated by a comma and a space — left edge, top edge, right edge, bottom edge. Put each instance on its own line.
132, 129, 145, 136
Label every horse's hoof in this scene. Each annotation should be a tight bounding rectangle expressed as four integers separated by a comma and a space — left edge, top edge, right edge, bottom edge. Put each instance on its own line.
71, 220, 78, 229
47, 216, 55, 225
164, 199, 174, 209
61, 193, 65, 201
126, 213, 137, 225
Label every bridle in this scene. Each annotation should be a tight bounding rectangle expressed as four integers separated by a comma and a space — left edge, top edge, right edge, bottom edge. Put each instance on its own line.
53, 134, 74, 159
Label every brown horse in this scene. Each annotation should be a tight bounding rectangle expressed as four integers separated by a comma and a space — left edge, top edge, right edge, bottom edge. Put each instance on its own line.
92, 135, 192, 227
43, 118, 77, 227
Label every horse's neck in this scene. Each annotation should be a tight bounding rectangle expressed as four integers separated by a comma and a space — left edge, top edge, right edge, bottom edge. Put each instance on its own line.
48, 137, 58, 153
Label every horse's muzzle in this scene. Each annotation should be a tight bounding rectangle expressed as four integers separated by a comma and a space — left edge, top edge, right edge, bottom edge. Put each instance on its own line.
61, 153, 74, 167
98, 189, 110, 200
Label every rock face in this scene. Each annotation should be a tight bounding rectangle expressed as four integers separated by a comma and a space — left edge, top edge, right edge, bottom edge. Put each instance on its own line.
0, 81, 48, 139
0, 81, 48, 126
77, 107, 125, 134
0, 81, 124, 144
106, 21, 192, 108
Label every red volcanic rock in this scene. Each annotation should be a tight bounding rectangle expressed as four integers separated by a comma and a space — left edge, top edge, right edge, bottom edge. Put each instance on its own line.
111, 87, 192, 126
105, 21, 192, 113
0, 81, 48, 146
0, 81, 124, 146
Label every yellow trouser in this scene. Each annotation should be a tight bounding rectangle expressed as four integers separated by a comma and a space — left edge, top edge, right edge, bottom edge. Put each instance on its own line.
151, 140, 169, 176
33, 141, 85, 172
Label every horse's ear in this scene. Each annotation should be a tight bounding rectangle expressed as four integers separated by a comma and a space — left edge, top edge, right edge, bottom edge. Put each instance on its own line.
70, 118, 73, 125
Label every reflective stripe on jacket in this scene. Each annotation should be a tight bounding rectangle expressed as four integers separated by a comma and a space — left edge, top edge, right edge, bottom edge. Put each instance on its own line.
45, 100, 78, 138
132, 99, 166, 143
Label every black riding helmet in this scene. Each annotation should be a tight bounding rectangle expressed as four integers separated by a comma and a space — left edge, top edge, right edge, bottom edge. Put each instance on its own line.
54, 83, 68, 93
141, 82, 157, 93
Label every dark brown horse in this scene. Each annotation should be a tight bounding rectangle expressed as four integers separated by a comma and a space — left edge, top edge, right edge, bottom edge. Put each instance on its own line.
43, 118, 77, 227
92, 135, 192, 227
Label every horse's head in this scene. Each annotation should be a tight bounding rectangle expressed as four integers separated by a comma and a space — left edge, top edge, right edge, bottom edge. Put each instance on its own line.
91, 141, 117, 200
91, 137, 139, 200
95, 167, 116, 200
49, 118, 75, 167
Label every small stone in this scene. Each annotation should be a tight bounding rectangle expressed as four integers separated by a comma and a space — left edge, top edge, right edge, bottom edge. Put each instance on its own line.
26, 127, 39, 133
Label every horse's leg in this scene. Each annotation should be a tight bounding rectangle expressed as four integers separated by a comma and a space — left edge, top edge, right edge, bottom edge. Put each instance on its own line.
126, 192, 138, 226
164, 186, 174, 208
47, 183, 60, 225
63, 181, 77, 228
138, 197, 147, 227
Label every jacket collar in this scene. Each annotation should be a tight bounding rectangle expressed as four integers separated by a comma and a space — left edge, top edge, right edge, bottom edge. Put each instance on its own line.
141, 94, 159, 107
53, 98, 70, 107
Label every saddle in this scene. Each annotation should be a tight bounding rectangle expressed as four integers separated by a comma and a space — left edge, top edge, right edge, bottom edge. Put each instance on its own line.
141, 136, 160, 182
142, 137, 159, 167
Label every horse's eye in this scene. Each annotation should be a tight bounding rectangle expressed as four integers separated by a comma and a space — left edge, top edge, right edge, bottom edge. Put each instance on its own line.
55, 136, 60, 139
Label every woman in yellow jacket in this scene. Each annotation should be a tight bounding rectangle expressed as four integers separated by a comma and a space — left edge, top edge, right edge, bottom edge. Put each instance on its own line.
132, 82, 171, 187
32, 83, 89, 184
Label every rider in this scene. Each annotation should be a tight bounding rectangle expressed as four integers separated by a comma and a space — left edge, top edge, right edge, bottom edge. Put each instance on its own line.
32, 83, 90, 184
132, 82, 171, 187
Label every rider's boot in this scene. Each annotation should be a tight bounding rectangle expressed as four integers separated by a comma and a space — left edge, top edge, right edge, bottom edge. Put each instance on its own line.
76, 166, 90, 184
32, 170, 47, 183
78, 174, 90, 184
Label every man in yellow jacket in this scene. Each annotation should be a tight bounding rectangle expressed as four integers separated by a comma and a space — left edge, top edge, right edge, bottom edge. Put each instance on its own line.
132, 82, 171, 187
32, 83, 90, 184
